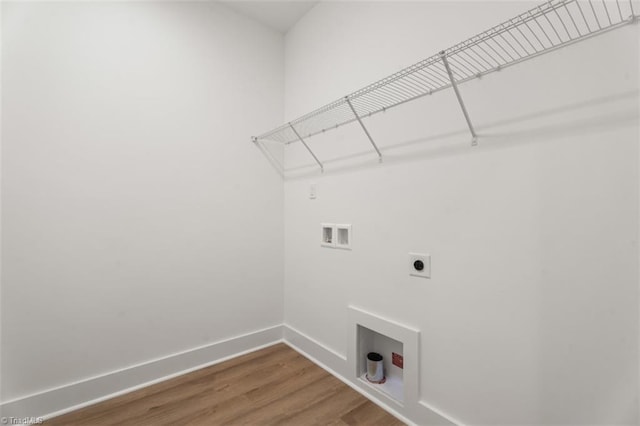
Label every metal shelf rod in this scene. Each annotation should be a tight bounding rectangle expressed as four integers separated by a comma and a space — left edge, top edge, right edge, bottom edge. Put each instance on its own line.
345, 97, 383, 161
289, 123, 324, 172
440, 52, 478, 146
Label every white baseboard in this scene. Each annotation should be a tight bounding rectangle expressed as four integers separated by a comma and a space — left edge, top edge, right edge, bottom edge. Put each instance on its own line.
283, 323, 460, 426
0, 324, 284, 420
283, 323, 348, 375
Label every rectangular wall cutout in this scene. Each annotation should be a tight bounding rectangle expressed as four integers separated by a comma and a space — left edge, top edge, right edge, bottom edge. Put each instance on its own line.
358, 325, 404, 402
321, 224, 335, 247
336, 224, 351, 250
347, 306, 420, 409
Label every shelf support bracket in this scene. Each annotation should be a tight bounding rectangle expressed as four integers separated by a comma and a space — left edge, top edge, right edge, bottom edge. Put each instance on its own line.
289, 123, 324, 173
345, 97, 382, 162
440, 51, 478, 146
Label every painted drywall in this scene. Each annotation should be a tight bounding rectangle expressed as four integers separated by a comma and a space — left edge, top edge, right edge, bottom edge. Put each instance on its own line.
1, 1, 284, 405
283, 1, 639, 424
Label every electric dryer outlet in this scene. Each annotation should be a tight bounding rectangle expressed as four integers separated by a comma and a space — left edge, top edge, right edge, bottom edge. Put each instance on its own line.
409, 253, 430, 278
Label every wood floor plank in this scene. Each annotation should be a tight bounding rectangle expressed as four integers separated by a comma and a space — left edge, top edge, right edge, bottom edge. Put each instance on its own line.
51, 343, 291, 425
182, 361, 329, 425
341, 400, 405, 426
46, 343, 404, 426
129, 351, 307, 426
276, 382, 368, 425
223, 375, 341, 425
66, 346, 296, 426
101, 348, 303, 425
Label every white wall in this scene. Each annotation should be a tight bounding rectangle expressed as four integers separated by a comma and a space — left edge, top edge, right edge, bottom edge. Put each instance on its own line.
283, 2, 639, 425
1, 0, 284, 406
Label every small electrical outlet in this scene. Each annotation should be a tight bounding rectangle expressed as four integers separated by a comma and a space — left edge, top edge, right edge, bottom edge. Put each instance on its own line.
409, 253, 430, 278
309, 184, 317, 200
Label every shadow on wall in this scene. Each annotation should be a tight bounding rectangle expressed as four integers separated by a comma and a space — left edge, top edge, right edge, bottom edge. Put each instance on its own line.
260, 90, 638, 180
254, 139, 285, 178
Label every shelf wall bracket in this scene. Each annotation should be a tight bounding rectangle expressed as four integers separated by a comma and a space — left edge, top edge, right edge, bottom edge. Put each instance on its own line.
440, 51, 478, 146
289, 123, 324, 173
345, 97, 383, 162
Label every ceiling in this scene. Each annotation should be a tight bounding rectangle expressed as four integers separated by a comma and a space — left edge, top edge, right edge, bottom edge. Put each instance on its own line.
220, 1, 319, 33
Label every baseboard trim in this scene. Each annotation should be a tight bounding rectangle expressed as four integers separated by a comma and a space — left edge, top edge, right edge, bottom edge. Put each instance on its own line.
418, 401, 465, 426
1, 324, 284, 420
283, 323, 459, 426
283, 323, 347, 374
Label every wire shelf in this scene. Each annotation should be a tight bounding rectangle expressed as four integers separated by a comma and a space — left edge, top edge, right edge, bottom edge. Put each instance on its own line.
253, 0, 636, 161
